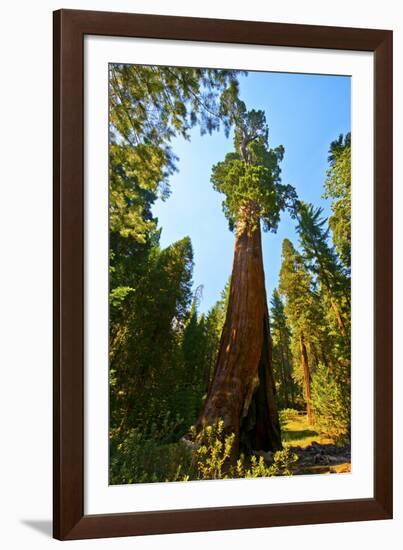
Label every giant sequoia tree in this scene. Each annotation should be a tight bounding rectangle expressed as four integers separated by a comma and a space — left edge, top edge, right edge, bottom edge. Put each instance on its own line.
197, 100, 296, 455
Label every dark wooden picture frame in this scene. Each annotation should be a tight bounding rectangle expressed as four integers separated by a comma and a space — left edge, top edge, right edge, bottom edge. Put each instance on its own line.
53, 9, 393, 540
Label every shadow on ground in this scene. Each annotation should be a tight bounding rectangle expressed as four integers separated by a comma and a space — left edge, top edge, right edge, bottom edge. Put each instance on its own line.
282, 428, 318, 442
21, 519, 52, 537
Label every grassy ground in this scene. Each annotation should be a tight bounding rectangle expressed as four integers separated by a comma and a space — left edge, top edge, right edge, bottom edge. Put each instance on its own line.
281, 414, 333, 447
281, 412, 351, 475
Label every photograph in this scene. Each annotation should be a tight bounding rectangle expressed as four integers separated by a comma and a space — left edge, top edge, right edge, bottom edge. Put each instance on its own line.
0, 1, 395, 545
108, 63, 352, 485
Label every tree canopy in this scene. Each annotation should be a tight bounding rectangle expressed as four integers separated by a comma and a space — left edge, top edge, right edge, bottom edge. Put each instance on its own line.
109, 64, 243, 241
210, 99, 296, 233
323, 132, 351, 270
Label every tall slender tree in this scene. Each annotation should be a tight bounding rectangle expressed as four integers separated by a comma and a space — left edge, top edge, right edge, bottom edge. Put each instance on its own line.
279, 239, 323, 424
197, 100, 296, 455
203, 280, 231, 391
296, 202, 350, 338
270, 289, 296, 409
110, 236, 195, 438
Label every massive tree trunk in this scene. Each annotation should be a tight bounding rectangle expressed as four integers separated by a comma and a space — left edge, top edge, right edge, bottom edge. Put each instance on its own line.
197, 218, 282, 456
299, 332, 314, 424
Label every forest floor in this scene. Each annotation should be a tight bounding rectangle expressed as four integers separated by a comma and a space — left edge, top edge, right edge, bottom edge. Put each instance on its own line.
281, 414, 351, 475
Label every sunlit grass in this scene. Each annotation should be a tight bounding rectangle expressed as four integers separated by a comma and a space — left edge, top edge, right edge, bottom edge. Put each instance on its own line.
281, 414, 334, 447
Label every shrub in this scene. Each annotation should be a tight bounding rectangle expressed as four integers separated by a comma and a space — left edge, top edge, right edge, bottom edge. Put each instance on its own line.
191, 420, 235, 480
311, 363, 350, 444
110, 419, 195, 484
267, 447, 299, 476
234, 447, 298, 478
110, 417, 299, 484
192, 420, 298, 480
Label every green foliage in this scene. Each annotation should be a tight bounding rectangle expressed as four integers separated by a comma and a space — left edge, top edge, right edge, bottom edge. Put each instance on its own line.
109, 236, 196, 440
293, 203, 350, 391
279, 239, 323, 341
236, 448, 298, 478
278, 226, 350, 432
192, 420, 235, 480
296, 202, 348, 294
110, 420, 195, 484
111, 417, 298, 484
109, 286, 135, 308
278, 239, 321, 406
210, 100, 296, 233
271, 289, 299, 408
109, 142, 165, 242
267, 447, 299, 476
110, 64, 242, 146
202, 281, 229, 383
109, 273, 229, 484
192, 420, 298, 480
109, 65, 243, 241
323, 133, 351, 270
311, 363, 350, 444
211, 152, 293, 232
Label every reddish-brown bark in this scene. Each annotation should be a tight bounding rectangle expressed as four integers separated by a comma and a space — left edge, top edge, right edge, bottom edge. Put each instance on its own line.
197, 220, 282, 455
330, 298, 347, 337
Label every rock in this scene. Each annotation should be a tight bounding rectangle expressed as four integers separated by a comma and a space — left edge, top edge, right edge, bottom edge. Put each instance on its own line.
314, 453, 330, 465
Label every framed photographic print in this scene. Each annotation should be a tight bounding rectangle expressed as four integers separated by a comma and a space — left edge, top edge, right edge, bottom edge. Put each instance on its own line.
53, 9, 393, 540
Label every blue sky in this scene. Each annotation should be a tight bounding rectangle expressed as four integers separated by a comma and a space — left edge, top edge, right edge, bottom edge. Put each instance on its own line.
153, 71, 350, 314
